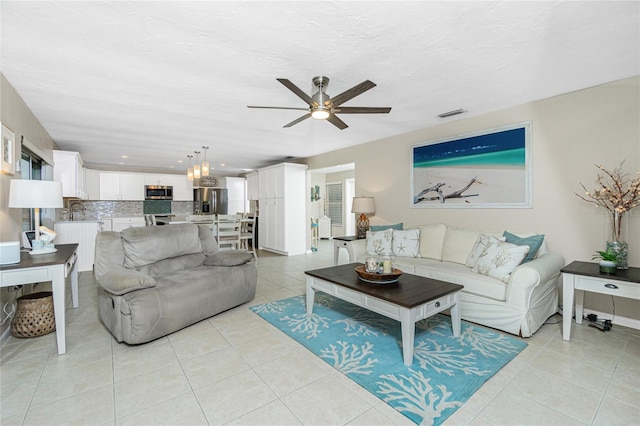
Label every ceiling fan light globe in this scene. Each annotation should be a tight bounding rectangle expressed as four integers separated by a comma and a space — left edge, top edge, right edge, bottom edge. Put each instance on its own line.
311, 109, 330, 120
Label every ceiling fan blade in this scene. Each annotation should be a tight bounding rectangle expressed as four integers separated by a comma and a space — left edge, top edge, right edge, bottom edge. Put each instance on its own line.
326, 80, 376, 107
326, 113, 348, 130
247, 106, 309, 111
334, 107, 392, 114
283, 113, 311, 128
277, 78, 316, 107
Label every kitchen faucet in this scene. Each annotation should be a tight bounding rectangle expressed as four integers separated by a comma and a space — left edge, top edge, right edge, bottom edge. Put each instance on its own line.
69, 201, 86, 221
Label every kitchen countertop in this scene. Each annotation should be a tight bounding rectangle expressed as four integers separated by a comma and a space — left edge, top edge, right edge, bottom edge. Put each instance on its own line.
56, 215, 219, 224
155, 215, 216, 225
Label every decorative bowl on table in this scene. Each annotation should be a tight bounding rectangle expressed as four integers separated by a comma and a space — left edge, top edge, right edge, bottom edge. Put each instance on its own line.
354, 265, 402, 284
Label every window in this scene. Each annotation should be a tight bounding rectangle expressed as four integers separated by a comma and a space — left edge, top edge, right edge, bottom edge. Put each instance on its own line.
19, 149, 44, 231
325, 182, 343, 226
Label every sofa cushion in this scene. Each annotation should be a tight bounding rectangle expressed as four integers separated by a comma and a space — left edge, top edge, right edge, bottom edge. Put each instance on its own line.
370, 223, 403, 231
99, 269, 157, 295
365, 229, 394, 255
472, 240, 529, 283
392, 229, 421, 258
415, 261, 508, 301
198, 224, 220, 255
466, 234, 506, 267
441, 227, 483, 264
417, 224, 447, 260
205, 250, 254, 266
503, 231, 544, 263
138, 253, 206, 277
122, 223, 203, 268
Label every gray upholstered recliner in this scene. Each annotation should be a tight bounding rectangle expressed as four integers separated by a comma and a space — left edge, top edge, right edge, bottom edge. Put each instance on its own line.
94, 223, 257, 344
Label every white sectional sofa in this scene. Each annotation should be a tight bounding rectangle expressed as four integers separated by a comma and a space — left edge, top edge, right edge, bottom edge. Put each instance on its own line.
346, 224, 565, 337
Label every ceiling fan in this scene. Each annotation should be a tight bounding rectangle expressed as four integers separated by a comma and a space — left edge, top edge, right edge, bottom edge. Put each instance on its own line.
247, 76, 391, 129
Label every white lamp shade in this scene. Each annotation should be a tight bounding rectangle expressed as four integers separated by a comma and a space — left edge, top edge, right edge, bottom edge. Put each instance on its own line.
8, 180, 64, 209
351, 196, 375, 214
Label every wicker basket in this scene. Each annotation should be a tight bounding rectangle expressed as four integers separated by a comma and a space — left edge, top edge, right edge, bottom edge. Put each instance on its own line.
10, 292, 56, 338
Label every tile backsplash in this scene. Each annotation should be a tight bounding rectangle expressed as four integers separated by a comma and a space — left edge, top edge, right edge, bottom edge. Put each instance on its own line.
143, 200, 172, 214
57, 200, 193, 221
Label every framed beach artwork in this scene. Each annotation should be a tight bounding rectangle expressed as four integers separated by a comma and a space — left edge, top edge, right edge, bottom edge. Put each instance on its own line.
411, 122, 532, 208
1, 123, 16, 175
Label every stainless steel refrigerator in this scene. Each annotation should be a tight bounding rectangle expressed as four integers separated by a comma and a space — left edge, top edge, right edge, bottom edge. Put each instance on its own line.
193, 188, 228, 215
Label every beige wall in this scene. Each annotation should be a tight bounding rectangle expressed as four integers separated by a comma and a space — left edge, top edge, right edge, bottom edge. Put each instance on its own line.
1, 73, 58, 339
1, 73, 57, 242
304, 76, 640, 322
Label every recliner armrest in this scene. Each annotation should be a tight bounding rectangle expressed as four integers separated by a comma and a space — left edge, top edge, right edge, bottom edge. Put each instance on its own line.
98, 269, 157, 296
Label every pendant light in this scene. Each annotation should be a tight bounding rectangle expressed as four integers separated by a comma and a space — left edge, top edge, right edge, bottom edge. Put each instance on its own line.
186, 154, 194, 181
201, 146, 210, 177
193, 151, 201, 179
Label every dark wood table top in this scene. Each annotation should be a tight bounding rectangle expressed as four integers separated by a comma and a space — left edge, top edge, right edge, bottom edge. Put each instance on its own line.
561, 260, 640, 284
0, 244, 78, 271
332, 236, 364, 242
305, 263, 464, 308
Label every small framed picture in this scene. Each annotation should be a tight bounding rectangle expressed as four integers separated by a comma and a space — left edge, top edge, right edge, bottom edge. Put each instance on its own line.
1, 123, 16, 175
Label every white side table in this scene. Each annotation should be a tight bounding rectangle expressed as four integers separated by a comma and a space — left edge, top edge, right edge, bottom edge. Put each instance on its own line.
332, 236, 362, 265
562, 261, 640, 341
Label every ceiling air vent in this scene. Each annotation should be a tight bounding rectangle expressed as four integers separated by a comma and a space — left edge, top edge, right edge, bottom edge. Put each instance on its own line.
437, 108, 466, 118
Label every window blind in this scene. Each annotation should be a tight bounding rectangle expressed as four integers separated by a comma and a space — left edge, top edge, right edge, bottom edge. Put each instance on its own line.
325, 182, 343, 226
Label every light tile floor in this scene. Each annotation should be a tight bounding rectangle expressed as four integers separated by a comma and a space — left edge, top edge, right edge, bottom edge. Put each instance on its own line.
1, 240, 639, 425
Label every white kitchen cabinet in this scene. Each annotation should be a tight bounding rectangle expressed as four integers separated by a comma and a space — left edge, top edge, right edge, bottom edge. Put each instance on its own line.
246, 172, 259, 200
258, 163, 307, 255
99, 172, 145, 200
220, 176, 247, 214
172, 175, 193, 201
144, 174, 173, 186
85, 169, 101, 200
53, 150, 86, 198
111, 217, 146, 232
119, 173, 145, 200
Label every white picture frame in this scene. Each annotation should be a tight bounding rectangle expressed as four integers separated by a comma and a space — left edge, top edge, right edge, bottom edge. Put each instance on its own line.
1, 123, 16, 175
411, 122, 532, 209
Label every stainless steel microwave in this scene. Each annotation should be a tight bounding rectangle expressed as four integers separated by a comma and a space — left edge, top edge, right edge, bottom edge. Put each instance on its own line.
145, 185, 173, 200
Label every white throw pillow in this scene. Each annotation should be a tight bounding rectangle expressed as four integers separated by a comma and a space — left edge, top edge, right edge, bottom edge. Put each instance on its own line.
441, 228, 483, 264
466, 234, 506, 267
365, 229, 393, 255
472, 240, 529, 283
417, 224, 447, 260
392, 229, 421, 258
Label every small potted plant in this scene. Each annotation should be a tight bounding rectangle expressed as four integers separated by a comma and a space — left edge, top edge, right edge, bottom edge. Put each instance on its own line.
593, 248, 618, 274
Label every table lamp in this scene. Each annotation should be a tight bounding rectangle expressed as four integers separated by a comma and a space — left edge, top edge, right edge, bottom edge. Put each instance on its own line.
351, 196, 375, 239
8, 179, 63, 255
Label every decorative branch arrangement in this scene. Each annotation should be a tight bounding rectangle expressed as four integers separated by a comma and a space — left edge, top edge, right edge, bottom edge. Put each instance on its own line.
414, 178, 479, 204
575, 162, 640, 241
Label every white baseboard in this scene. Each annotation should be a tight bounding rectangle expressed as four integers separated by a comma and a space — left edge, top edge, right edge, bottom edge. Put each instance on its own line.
582, 308, 640, 331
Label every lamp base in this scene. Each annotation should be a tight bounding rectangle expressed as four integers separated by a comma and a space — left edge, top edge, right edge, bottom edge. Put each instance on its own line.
356, 214, 369, 239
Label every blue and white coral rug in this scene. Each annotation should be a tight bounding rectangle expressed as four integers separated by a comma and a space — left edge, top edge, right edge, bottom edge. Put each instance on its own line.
250, 294, 527, 426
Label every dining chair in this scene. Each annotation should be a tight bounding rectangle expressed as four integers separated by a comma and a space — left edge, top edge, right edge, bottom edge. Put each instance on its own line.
216, 214, 241, 250
239, 213, 257, 260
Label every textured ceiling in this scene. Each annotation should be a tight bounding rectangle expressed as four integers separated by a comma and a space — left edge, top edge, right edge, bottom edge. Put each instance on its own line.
1, 1, 638, 175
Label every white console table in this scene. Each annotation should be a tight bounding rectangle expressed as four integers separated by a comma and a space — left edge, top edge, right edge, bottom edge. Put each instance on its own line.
562, 261, 640, 341
0, 244, 79, 354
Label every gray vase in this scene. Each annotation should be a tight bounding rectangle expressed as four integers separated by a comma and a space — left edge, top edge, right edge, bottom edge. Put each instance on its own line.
606, 240, 628, 269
